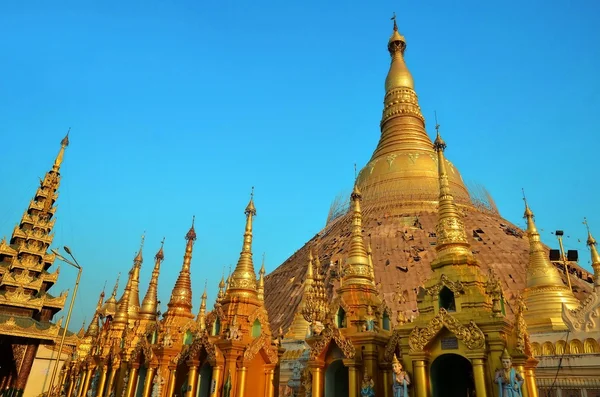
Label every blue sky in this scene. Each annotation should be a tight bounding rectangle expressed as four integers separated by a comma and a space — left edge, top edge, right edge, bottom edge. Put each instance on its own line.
0, 0, 598, 330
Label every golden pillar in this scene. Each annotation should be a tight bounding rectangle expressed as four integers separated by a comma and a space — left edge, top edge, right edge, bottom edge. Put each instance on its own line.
125, 366, 139, 397
209, 365, 222, 397
264, 367, 275, 397
348, 365, 358, 397
167, 367, 177, 397
187, 363, 199, 397
141, 367, 156, 397
58, 368, 68, 391
78, 369, 90, 397
470, 358, 488, 397
96, 365, 108, 397
381, 364, 392, 397
310, 364, 323, 397
235, 367, 247, 397
412, 358, 429, 397
104, 367, 118, 397
525, 367, 538, 397
66, 375, 76, 397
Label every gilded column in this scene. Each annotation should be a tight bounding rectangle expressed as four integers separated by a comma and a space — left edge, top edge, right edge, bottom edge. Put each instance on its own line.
187, 364, 199, 397
412, 358, 428, 397
141, 367, 156, 397
380, 364, 392, 397
82, 366, 94, 397
104, 367, 118, 397
470, 358, 488, 397
235, 367, 247, 397
96, 366, 108, 397
58, 368, 68, 391
209, 365, 222, 397
264, 367, 275, 397
66, 375, 76, 397
348, 365, 358, 397
125, 366, 139, 397
525, 366, 538, 397
167, 368, 177, 397
310, 365, 323, 397
77, 370, 89, 397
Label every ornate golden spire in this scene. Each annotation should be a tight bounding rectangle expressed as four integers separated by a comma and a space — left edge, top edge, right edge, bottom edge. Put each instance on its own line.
139, 238, 164, 320
301, 251, 329, 325
584, 218, 600, 288
127, 233, 145, 321
113, 269, 132, 326
286, 251, 314, 339
522, 197, 580, 332
226, 189, 259, 299
431, 126, 476, 268
53, 129, 70, 171
341, 185, 375, 287
100, 273, 120, 319
197, 280, 208, 330
356, 18, 470, 206
85, 289, 104, 338
216, 272, 226, 304
165, 217, 196, 320
257, 253, 266, 301
367, 239, 376, 281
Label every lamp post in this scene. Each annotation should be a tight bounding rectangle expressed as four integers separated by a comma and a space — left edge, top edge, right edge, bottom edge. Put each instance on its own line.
47, 246, 83, 397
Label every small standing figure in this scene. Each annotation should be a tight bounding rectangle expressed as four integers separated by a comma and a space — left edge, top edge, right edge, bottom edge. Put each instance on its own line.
392, 354, 410, 397
360, 371, 376, 397
364, 306, 376, 332
494, 348, 524, 397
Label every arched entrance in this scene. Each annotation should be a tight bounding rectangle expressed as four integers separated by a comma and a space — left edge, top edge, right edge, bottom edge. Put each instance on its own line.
197, 362, 213, 397
324, 360, 348, 397
430, 354, 475, 397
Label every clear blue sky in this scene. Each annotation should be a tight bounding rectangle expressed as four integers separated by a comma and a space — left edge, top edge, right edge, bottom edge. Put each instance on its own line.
1, 0, 598, 331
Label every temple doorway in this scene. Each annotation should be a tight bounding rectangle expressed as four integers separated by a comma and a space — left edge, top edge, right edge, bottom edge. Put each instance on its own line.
430, 354, 475, 397
197, 362, 213, 397
324, 359, 348, 397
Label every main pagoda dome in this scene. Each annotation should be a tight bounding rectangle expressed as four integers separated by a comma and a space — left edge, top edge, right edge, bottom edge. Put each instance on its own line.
263, 21, 591, 332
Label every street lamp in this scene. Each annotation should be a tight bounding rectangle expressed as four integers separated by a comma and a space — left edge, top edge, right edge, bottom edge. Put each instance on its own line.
47, 246, 83, 397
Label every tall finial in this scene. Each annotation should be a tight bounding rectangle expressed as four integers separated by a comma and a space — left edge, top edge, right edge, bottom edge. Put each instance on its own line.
139, 239, 165, 320
391, 12, 398, 31
164, 218, 197, 320
521, 198, 579, 332
226, 188, 259, 298
584, 217, 600, 288
341, 184, 374, 287
134, 232, 145, 263
53, 129, 70, 170
431, 125, 473, 268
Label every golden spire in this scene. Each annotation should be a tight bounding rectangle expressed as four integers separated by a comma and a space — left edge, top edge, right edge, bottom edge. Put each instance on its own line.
53, 129, 70, 171
367, 239, 376, 281
257, 253, 266, 301
226, 188, 259, 299
197, 280, 208, 330
139, 238, 165, 320
112, 269, 132, 326
301, 251, 329, 325
165, 217, 196, 320
522, 196, 580, 332
100, 273, 120, 319
584, 218, 600, 288
286, 251, 314, 339
127, 233, 145, 321
385, 12, 413, 91
431, 125, 476, 268
85, 288, 105, 338
216, 271, 226, 304
341, 184, 375, 286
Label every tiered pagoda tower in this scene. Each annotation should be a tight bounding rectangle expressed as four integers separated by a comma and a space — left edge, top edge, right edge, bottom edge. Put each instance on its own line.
0, 134, 70, 395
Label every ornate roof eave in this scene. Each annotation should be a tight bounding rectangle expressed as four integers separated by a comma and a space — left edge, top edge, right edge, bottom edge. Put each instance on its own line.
0, 316, 61, 342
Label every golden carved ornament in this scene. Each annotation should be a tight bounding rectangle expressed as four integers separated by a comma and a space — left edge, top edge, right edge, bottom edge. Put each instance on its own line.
485, 269, 504, 317
408, 308, 485, 352
425, 274, 465, 296
514, 295, 531, 355
309, 325, 356, 360
248, 307, 272, 336
243, 333, 278, 364
384, 330, 403, 362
